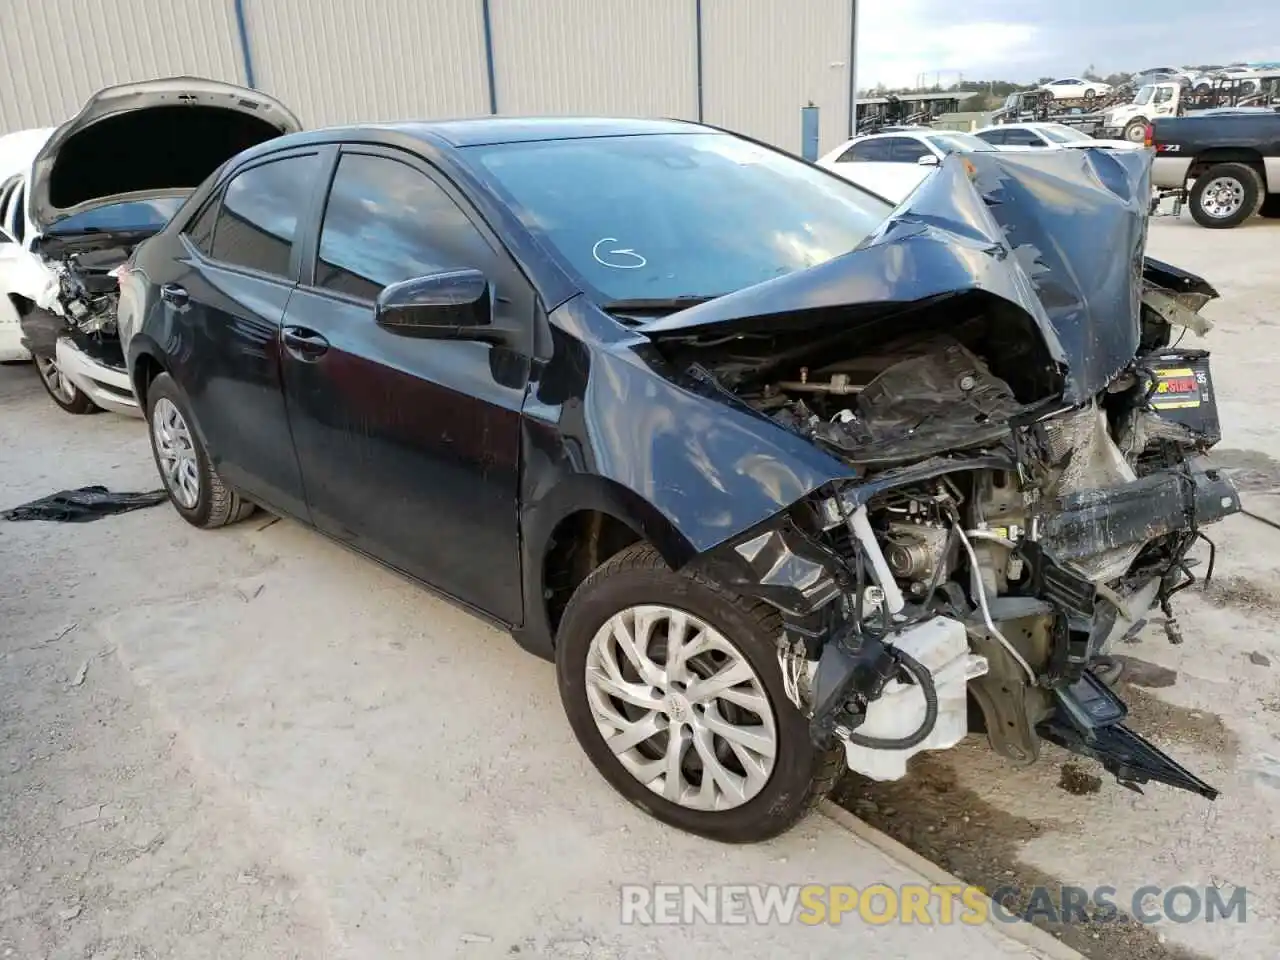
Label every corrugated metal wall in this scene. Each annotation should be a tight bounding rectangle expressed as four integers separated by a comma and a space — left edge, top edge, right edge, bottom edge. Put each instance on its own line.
0, 0, 244, 133
241, 0, 491, 126
488, 0, 697, 119
701, 0, 853, 154
0, 0, 854, 151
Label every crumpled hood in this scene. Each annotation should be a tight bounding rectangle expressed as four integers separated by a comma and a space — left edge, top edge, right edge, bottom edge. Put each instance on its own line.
640, 147, 1159, 404
30, 77, 301, 234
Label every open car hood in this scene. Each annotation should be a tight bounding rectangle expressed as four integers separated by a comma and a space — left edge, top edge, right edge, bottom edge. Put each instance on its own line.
30, 77, 301, 234
640, 148, 1205, 404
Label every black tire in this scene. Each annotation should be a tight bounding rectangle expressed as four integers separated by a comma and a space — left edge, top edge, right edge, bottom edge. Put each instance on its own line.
1123, 119, 1148, 143
1259, 194, 1280, 218
1189, 163, 1264, 228
555, 542, 844, 843
1084, 88, 1096, 100
144, 372, 255, 529
33, 356, 99, 414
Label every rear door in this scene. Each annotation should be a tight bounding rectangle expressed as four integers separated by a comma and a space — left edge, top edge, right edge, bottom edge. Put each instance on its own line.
160, 147, 329, 519
279, 146, 531, 624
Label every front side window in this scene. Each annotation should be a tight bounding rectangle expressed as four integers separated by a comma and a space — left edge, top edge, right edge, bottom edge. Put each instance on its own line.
840, 138, 891, 162
888, 138, 931, 162
466, 131, 893, 304
926, 132, 996, 153
1002, 128, 1045, 146
315, 153, 494, 302
1040, 125, 1091, 143
210, 153, 322, 278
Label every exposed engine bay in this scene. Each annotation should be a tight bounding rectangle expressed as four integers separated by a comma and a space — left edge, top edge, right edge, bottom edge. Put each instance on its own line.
18, 239, 133, 385
684, 273, 1236, 802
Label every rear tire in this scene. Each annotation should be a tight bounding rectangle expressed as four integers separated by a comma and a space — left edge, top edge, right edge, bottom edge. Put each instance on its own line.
34, 356, 99, 414
1189, 163, 1263, 228
1123, 119, 1148, 143
144, 372, 255, 529
555, 542, 844, 843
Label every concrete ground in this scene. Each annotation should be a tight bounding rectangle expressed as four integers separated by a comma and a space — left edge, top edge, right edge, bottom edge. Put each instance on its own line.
1, 210, 1274, 960
0, 374, 1061, 947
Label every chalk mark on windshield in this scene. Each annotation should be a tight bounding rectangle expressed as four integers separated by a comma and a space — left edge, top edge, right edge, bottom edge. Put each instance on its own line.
592, 237, 648, 269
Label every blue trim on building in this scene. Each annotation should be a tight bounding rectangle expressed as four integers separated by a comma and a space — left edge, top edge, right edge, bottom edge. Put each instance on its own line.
848, 0, 858, 136
233, 0, 256, 88
481, 0, 499, 115
695, 0, 705, 122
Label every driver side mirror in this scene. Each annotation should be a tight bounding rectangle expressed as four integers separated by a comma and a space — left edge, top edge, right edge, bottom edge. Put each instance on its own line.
917, 154, 940, 166
374, 268, 499, 343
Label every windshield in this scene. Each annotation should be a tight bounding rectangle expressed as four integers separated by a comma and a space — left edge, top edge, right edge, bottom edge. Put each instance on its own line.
465, 132, 893, 304
1040, 124, 1093, 143
46, 196, 187, 236
926, 132, 995, 153
1133, 85, 1155, 105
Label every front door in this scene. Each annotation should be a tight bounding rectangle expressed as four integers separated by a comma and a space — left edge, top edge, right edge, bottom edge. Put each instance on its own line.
279, 148, 530, 624
160, 148, 328, 519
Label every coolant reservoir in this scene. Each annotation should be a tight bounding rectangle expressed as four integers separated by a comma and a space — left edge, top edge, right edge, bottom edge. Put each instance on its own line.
842, 617, 988, 782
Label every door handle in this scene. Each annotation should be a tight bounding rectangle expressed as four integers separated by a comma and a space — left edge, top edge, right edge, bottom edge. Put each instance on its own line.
159, 283, 188, 307
282, 325, 329, 360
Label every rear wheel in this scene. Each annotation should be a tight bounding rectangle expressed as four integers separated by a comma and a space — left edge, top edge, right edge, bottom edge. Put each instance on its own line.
1123, 119, 1148, 143
145, 372, 255, 528
34, 355, 99, 414
555, 542, 844, 843
1189, 163, 1263, 228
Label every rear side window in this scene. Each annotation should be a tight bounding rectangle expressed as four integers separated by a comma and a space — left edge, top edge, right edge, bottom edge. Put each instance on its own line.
209, 154, 322, 278
315, 153, 494, 301
840, 139, 891, 162
184, 194, 220, 255
975, 129, 1005, 145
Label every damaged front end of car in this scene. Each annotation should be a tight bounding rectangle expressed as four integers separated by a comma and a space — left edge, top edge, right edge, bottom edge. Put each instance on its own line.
650, 148, 1237, 801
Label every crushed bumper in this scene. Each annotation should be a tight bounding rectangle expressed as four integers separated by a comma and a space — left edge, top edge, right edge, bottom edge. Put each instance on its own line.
54, 337, 139, 417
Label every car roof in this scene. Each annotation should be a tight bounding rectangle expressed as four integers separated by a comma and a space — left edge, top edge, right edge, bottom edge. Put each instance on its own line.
276, 116, 706, 151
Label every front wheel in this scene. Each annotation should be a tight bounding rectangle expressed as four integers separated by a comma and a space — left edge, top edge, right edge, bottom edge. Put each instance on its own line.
34, 356, 99, 414
1084, 88, 1097, 100
1189, 163, 1263, 228
555, 543, 844, 843
144, 372, 255, 528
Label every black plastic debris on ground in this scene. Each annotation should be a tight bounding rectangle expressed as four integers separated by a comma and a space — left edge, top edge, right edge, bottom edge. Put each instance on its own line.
2, 486, 168, 523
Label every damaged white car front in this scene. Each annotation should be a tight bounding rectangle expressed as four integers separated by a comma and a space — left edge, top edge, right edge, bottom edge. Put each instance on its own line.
14, 77, 301, 415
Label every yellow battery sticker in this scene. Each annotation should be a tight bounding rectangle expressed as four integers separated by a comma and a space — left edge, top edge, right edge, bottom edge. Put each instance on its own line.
1151, 367, 1203, 410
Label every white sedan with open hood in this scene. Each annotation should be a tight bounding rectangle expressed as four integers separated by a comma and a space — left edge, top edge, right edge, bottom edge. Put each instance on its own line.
9, 77, 300, 415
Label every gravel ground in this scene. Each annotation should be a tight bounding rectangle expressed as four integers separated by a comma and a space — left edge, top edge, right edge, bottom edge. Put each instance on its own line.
831, 212, 1280, 960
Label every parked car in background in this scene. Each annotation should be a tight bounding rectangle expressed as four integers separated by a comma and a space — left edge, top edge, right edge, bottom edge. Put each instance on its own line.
119, 118, 1232, 842
1150, 111, 1280, 227
1041, 78, 1112, 100
0, 127, 56, 364
816, 128, 998, 203
973, 122, 1143, 151
8, 77, 300, 414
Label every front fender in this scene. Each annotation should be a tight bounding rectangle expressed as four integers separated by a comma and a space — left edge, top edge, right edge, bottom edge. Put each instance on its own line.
535, 301, 857, 559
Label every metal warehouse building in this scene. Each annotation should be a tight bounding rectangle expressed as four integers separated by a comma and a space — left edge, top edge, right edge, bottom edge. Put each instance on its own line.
0, 0, 858, 156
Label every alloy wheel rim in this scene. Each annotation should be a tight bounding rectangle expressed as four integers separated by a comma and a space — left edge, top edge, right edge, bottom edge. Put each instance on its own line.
1201, 177, 1245, 218
34, 357, 77, 403
151, 398, 200, 509
584, 604, 778, 811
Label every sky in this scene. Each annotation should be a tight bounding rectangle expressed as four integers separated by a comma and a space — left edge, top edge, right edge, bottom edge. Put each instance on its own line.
858, 0, 1280, 88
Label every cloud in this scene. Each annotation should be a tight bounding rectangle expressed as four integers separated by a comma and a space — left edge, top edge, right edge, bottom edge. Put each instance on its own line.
857, 0, 1280, 87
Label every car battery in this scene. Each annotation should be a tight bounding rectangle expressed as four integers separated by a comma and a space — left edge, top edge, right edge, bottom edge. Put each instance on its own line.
1143, 348, 1220, 445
